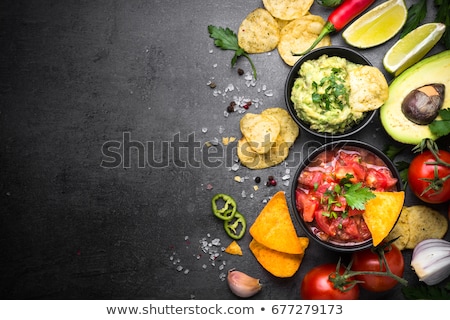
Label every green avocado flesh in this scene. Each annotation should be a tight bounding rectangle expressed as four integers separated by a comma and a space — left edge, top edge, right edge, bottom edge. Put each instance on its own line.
380, 50, 450, 145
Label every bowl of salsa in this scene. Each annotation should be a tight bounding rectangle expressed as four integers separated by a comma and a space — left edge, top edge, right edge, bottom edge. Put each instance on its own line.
290, 140, 402, 252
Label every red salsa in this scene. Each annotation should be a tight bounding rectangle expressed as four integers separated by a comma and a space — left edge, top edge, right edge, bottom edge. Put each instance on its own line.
295, 146, 398, 245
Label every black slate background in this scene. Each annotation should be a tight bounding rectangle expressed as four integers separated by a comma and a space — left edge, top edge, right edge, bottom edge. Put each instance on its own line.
0, 0, 449, 299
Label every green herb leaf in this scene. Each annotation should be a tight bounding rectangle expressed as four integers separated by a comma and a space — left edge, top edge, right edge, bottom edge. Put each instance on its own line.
429, 109, 450, 138
402, 282, 450, 300
384, 144, 406, 161
208, 25, 257, 79
434, 0, 450, 49
400, 0, 427, 38
395, 160, 410, 190
343, 183, 376, 210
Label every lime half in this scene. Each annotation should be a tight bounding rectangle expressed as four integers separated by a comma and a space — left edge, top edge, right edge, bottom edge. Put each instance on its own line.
342, 0, 407, 48
383, 23, 446, 76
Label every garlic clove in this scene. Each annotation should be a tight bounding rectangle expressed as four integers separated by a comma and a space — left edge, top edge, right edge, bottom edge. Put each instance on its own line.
227, 269, 262, 298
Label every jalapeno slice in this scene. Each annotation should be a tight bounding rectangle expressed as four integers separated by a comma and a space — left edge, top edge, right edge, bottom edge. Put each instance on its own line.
224, 211, 247, 240
211, 193, 237, 221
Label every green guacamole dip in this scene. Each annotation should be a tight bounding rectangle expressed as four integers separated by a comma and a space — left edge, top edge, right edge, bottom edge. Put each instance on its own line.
291, 54, 365, 134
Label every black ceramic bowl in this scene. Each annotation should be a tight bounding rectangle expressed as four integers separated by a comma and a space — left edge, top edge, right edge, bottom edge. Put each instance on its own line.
285, 46, 377, 139
290, 140, 403, 252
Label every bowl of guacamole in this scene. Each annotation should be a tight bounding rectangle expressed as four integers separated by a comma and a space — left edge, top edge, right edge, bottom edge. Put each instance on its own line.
285, 46, 379, 139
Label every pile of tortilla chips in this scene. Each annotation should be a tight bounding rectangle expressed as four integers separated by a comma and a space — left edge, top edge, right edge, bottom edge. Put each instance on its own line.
237, 0, 331, 66
249, 191, 309, 277
237, 107, 299, 169
362, 191, 405, 246
385, 205, 448, 250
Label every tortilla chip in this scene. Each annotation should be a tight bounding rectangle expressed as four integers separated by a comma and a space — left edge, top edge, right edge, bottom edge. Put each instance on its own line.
263, 0, 314, 20
348, 65, 389, 112
225, 240, 243, 256
249, 238, 307, 277
384, 206, 410, 250
237, 136, 291, 169
261, 107, 299, 148
362, 191, 405, 247
405, 205, 448, 249
249, 191, 305, 254
240, 113, 280, 154
278, 15, 331, 66
238, 8, 280, 54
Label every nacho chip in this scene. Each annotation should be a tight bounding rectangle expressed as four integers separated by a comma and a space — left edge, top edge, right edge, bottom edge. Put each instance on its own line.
237, 108, 299, 169
238, 135, 291, 169
249, 238, 308, 277
348, 65, 389, 112
405, 205, 448, 249
225, 240, 243, 256
240, 113, 280, 154
263, 0, 314, 20
250, 191, 305, 254
261, 107, 299, 148
278, 15, 331, 66
362, 191, 405, 247
238, 8, 281, 54
384, 206, 410, 250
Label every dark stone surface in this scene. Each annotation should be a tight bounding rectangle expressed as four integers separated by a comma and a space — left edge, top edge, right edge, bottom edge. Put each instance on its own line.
0, 0, 448, 299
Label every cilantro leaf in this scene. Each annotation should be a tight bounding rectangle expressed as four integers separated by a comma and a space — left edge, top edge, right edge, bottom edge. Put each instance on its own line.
400, 0, 427, 38
429, 109, 450, 138
207, 25, 257, 79
343, 183, 375, 210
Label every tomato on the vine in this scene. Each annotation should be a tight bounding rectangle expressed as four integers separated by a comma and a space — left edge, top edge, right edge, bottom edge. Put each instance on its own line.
351, 243, 404, 292
408, 149, 450, 204
300, 264, 359, 300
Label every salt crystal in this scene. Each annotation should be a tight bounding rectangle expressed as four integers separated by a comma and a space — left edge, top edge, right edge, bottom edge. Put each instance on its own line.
231, 163, 240, 171
264, 90, 274, 97
201, 127, 208, 133
202, 264, 207, 269
285, 168, 291, 174
219, 264, 224, 271
223, 111, 229, 117
211, 238, 221, 246
176, 266, 183, 272
209, 49, 213, 54
218, 125, 225, 134
283, 181, 289, 187
213, 63, 218, 68
262, 84, 267, 91
184, 269, 190, 274
184, 236, 189, 240
241, 190, 246, 198
282, 174, 290, 180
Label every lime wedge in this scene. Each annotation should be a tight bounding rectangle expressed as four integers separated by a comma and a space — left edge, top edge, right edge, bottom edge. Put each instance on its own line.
342, 0, 407, 48
383, 23, 446, 76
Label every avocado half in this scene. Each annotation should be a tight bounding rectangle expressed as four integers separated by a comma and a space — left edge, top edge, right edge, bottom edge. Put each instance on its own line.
380, 50, 450, 145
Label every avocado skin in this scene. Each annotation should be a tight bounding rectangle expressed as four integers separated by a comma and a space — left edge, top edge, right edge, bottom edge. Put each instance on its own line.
380, 50, 450, 145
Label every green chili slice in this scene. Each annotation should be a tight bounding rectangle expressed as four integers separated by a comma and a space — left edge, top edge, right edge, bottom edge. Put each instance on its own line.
211, 193, 237, 221
224, 211, 246, 240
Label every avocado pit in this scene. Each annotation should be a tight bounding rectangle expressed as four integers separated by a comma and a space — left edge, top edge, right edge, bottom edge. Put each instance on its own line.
401, 83, 445, 125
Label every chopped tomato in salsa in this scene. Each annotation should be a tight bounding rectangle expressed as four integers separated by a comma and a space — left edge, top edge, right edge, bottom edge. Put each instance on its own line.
295, 147, 397, 244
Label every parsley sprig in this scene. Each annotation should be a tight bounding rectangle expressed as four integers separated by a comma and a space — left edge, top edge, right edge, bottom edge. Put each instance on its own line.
322, 174, 375, 219
207, 25, 257, 79
429, 109, 450, 138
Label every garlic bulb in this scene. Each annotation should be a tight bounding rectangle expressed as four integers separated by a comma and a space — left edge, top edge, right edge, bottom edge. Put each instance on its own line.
411, 239, 450, 286
227, 269, 262, 298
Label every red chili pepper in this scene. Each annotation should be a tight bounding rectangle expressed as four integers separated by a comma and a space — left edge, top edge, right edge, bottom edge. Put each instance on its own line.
293, 0, 376, 56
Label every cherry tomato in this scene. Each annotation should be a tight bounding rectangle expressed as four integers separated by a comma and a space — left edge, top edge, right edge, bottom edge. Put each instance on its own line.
408, 150, 450, 204
351, 244, 404, 292
301, 264, 359, 300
